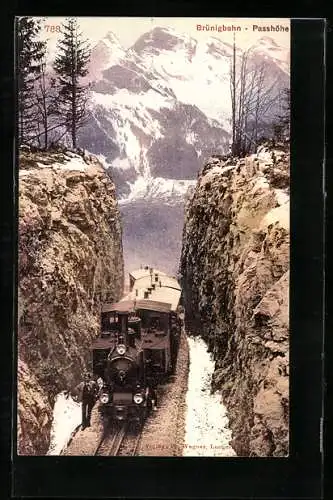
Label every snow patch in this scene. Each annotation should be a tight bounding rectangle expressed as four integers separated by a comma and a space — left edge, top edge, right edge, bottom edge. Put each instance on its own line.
274, 188, 289, 206
256, 147, 274, 164
111, 156, 133, 170
261, 200, 290, 231
119, 176, 196, 204
251, 175, 270, 194
58, 157, 89, 171
35, 155, 88, 172
94, 153, 109, 169
202, 164, 236, 183
254, 147, 287, 165
47, 392, 81, 456
183, 336, 236, 457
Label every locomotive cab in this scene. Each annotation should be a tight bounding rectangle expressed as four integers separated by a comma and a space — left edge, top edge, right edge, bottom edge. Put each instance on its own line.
101, 310, 121, 334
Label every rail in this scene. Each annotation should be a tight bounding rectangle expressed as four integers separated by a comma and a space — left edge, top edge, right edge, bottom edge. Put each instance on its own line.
93, 422, 142, 456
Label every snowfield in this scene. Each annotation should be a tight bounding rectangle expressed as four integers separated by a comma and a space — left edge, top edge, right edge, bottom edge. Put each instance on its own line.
119, 176, 196, 205
47, 392, 81, 456
36, 154, 89, 172
137, 36, 232, 125
183, 336, 236, 457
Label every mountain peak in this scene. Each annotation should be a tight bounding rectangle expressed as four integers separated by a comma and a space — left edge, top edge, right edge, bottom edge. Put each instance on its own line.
131, 25, 189, 54
102, 31, 123, 48
257, 36, 279, 47
88, 31, 126, 80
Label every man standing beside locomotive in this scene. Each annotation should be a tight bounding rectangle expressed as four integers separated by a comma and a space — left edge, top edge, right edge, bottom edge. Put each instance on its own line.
73, 372, 99, 430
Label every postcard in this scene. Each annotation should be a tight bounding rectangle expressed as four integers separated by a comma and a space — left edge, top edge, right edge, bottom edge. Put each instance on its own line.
16, 16, 290, 458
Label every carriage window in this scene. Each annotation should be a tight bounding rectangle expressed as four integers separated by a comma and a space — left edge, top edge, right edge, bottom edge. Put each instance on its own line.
109, 314, 118, 324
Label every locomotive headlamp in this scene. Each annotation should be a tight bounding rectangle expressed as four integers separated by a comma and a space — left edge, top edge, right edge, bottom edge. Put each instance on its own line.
133, 393, 144, 405
116, 344, 126, 355
100, 393, 109, 404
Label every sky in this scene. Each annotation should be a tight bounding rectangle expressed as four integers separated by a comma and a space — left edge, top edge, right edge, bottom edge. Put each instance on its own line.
34, 17, 290, 56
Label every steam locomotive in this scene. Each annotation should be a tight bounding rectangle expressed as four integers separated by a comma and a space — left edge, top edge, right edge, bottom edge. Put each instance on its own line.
91, 267, 183, 424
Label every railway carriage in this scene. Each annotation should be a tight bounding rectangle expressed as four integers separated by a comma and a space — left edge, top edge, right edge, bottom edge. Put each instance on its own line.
91, 267, 183, 424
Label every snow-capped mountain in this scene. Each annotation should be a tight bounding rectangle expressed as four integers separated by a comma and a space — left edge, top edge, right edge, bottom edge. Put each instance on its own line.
250, 36, 290, 74
88, 31, 126, 82
78, 26, 288, 205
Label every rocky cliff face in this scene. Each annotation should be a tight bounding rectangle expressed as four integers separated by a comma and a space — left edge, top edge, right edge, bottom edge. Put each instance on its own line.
180, 146, 289, 456
18, 150, 124, 455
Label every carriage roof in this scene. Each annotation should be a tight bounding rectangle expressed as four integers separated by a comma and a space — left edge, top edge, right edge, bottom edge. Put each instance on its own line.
129, 267, 167, 280
101, 301, 135, 313
102, 298, 172, 314
122, 286, 181, 312
133, 274, 181, 291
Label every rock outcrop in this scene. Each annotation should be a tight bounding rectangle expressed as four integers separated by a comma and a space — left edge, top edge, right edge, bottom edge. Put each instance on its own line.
180, 146, 289, 456
18, 150, 124, 455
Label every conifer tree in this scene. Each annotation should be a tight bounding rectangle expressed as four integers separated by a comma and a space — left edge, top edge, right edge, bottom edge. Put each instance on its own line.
34, 57, 59, 149
16, 17, 46, 145
53, 18, 91, 149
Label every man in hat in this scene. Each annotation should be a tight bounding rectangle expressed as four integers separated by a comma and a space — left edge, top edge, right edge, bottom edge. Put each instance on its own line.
73, 372, 99, 430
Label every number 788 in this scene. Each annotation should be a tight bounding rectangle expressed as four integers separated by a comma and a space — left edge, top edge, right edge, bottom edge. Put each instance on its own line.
45, 25, 61, 33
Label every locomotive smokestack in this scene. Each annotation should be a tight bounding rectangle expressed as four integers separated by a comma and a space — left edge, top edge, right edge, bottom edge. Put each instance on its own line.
119, 312, 129, 345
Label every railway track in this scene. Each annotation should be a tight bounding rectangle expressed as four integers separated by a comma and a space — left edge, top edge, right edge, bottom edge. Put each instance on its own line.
93, 422, 142, 456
